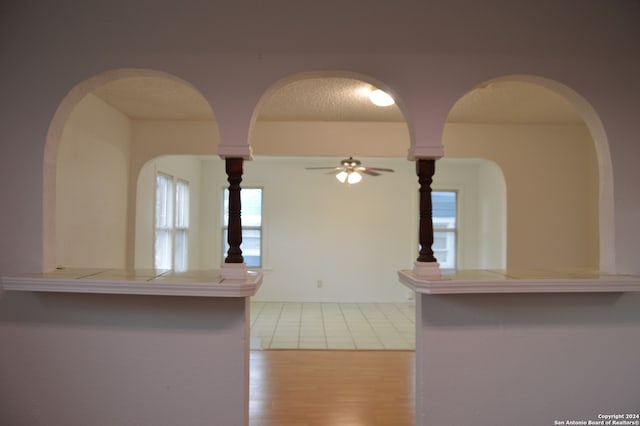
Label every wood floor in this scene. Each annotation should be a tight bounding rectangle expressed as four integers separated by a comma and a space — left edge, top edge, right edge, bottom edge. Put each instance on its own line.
250, 350, 415, 426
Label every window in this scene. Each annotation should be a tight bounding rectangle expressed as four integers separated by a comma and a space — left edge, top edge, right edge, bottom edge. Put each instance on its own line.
155, 174, 189, 271
432, 191, 457, 269
223, 188, 263, 268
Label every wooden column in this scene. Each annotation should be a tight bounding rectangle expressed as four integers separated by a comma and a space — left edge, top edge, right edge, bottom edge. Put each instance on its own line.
416, 159, 437, 263
225, 157, 244, 264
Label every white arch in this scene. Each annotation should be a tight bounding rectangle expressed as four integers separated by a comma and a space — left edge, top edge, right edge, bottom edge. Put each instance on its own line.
42, 69, 215, 271
247, 70, 414, 157
447, 74, 615, 272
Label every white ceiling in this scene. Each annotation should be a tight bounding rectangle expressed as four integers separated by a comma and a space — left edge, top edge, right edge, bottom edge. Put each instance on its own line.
92, 77, 583, 124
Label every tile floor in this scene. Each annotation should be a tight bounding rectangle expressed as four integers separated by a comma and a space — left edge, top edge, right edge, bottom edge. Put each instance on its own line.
250, 302, 416, 350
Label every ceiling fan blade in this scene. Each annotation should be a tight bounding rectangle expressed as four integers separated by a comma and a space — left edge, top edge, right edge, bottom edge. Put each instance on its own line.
363, 167, 394, 173
306, 158, 393, 180
359, 169, 381, 176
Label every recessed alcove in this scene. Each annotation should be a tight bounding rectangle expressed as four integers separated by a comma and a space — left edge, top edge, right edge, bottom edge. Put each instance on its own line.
50, 72, 220, 271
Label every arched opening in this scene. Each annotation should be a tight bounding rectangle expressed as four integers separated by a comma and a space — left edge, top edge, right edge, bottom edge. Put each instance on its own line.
248, 74, 413, 302
443, 77, 603, 271
44, 69, 218, 271
241, 73, 417, 355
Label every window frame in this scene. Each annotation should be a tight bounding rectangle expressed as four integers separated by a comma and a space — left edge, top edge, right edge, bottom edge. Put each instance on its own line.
431, 190, 458, 270
154, 172, 190, 271
173, 178, 190, 271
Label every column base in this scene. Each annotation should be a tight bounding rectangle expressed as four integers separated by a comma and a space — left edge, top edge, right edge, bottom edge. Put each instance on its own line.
413, 261, 442, 279
221, 262, 248, 280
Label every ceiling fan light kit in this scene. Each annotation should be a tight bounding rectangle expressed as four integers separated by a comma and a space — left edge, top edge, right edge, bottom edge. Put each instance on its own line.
306, 157, 394, 185
336, 170, 362, 184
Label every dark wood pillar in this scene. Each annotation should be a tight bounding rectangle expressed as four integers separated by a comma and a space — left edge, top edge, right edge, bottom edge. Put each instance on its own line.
225, 157, 244, 264
416, 159, 437, 263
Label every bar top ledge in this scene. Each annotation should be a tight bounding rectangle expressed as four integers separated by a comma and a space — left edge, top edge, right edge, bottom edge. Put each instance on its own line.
1, 268, 262, 297
398, 269, 640, 294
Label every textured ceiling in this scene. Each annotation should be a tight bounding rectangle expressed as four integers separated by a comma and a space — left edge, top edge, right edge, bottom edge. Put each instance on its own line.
257, 78, 405, 122
92, 77, 583, 124
92, 78, 215, 121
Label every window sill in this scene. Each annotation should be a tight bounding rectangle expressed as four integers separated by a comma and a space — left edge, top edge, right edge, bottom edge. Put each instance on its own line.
398, 268, 640, 294
2, 268, 262, 297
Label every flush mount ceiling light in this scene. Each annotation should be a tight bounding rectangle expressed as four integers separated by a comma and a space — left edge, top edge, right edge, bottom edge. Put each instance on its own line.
369, 89, 395, 107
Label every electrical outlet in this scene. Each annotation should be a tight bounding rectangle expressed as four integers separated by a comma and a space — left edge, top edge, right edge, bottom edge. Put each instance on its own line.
317, 280, 323, 288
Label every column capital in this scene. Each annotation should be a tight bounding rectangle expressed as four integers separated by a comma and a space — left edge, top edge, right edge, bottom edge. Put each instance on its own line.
218, 144, 253, 160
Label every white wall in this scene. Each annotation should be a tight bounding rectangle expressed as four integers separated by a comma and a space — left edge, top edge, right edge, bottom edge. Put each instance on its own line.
139, 155, 504, 302
55, 104, 223, 271
254, 120, 597, 271
478, 159, 508, 268
252, 121, 410, 157
198, 157, 226, 271
59, 113, 594, 274
433, 158, 506, 269
0, 293, 250, 426
128, 120, 219, 268
416, 292, 640, 426
246, 156, 417, 302
56, 106, 594, 293
444, 123, 599, 269
130, 120, 596, 302
55, 94, 131, 268
1, 3, 638, 425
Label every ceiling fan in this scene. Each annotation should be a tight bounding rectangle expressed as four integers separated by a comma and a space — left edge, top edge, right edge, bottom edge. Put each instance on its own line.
305, 157, 394, 184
